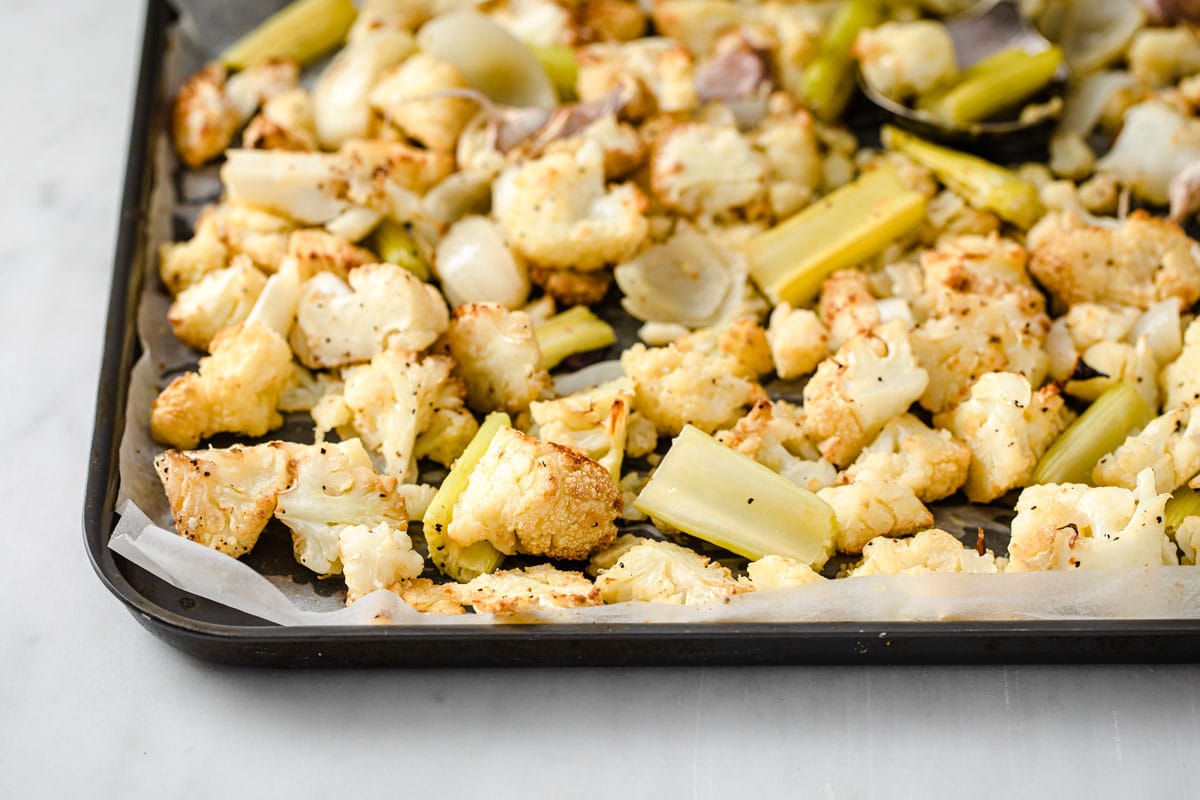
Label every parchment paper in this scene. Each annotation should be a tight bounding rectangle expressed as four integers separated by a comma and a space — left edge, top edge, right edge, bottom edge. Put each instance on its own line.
108, 0, 1200, 625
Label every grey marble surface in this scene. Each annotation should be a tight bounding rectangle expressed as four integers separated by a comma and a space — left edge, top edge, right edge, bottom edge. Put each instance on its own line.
2, 2, 1198, 797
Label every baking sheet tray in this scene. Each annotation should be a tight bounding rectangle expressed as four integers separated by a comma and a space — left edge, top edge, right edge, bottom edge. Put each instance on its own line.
84, 0, 1200, 665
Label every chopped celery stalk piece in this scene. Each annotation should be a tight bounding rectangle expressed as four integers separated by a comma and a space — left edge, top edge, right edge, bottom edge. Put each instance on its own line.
634, 425, 839, 569
1032, 383, 1153, 486
920, 46, 1064, 126
801, 0, 880, 120
534, 305, 617, 370
881, 125, 1043, 228
530, 44, 578, 102
220, 0, 358, 70
370, 220, 430, 280
421, 412, 510, 582
747, 166, 926, 306
1165, 488, 1200, 534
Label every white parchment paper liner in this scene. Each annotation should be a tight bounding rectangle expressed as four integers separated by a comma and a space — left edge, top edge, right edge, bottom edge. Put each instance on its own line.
108, 0, 1200, 626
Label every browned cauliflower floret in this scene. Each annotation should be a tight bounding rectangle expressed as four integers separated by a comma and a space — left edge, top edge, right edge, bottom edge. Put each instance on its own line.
274, 438, 409, 575
492, 139, 649, 271
1007, 469, 1178, 572
323, 349, 476, 482
370, 53, 476, 151
819, 269, 881, 351
447, 564, 603, 614
285, 228, 376, 279
592, 539, 752, 605
934, 372, 1075, 503
766, 302, 828, 379
649, 121, 767, 218
446, 426, 621, 560
154, 442, 292, 557
575, 38, 698, 119
674, 319, 774, 379
1161, 317, 1200, 411
620, 340, 766, 436
1028, 211, 1200, 311
289, 263, 450, 369
338, 521, 424, 604
716, 399, 837, 492
746, 555, 826, 589
167, 257, 268, 352
441, 303, 552, 414
158, 226, 230, 297
528, 378, 632, 479
751, 104, 823, 220
845, 413, 970, 503
150, 321, 295, 449
242, 87, 319, 152
399, 578, 467, 615
802, 320, 930, 467
817, 476, 933, 555
848, 529, 999, 577
1128, 26, 1200, 88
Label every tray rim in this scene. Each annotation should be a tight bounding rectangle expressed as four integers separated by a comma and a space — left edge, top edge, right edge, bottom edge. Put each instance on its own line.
83, 0, 1200, 666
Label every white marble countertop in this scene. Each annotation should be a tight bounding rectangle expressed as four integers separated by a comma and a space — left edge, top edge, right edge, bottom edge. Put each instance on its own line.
2, 2, 1198, 796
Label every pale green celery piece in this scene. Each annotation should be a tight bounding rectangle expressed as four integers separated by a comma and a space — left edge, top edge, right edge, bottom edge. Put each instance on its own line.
220, 0, 358, 71
534, 305, 617, 370
421, 412, 510, 582
881, 125, 1043, 228
530, 44, 578, 103
920, 46, 1064, 126
634, 425, 839, 569
800, 0, 881, 120
747, 165, 927, 307
370, 219, 430, 281
1165, 487, 1200, 533
1032, 382, 1154, 486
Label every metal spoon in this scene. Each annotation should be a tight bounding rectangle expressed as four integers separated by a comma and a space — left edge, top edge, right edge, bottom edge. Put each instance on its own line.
858, 0, 1067, 156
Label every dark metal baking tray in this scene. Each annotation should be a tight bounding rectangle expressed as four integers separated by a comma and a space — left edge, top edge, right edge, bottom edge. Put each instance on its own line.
84, 0, 1200, 666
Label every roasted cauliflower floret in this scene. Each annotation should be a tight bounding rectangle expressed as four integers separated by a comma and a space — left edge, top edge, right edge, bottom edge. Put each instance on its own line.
370, 53, 476, 151
853, 21, 957, 102
1128, 26, 1200, 89
1044, 302, 1141, 382
575, 38, 698, 118
448, 564, 603, 614
325, 349, 475, 482
752, 105, 823, 220
285, 228, 376, 279
934, 372, 1075, 503
766, 302, 828, 379
817, 476, 934, 555
716, 399, 837, 492
493, 139, 648, 271
338, 521, 424, 604
591, 539, 752, 605
399, 577, 467, 615
674, 319, 774, 380
649, 121, 767, 218
446, 426, 621, 560
819, 269, 881, 352
1028, 211, 1200, 311
158, 226, 230, 297
242, 87, 319, 152
1177, 518, 1200, 566
746, 555, 826, 589
845, 413, 970, 503
620, 340, 766, 436
848, 528, 999, 577
167, 257, 268, 352
289, 263, 449, 369
1161, 317, 1200, 411
911, 293, 1050, 414
1007, 469, 1179, 572
528, 378, 632, 478
274, 438, 409, 575
154, 442, 292, 557
802, 320, 930, 467
441, 303, 552, 414
150, 321, 295, 449
1094, 406, 1200, 493
1065, 338, 1159, 411
312, 29, 415, 149
920, 234, 1042, 316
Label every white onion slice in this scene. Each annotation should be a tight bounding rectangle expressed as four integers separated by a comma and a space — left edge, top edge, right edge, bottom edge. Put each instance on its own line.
434, 216, 530, 309
553, 360, 625, 396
